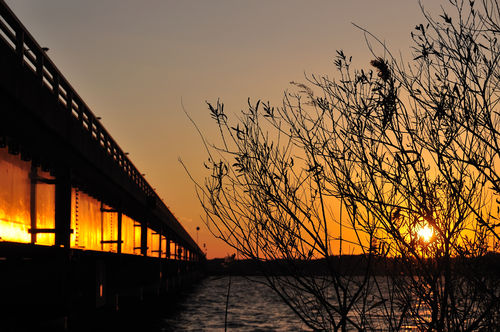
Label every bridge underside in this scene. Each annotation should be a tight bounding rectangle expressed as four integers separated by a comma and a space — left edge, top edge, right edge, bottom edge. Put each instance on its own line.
0, 242, 199, 326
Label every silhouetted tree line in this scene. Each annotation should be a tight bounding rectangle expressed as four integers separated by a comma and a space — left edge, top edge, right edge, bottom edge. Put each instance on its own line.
187, 0, 500, 330
207, 253, 500, 278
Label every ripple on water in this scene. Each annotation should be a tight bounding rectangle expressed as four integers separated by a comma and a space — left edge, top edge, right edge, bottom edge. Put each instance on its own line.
163, 276, 309, 331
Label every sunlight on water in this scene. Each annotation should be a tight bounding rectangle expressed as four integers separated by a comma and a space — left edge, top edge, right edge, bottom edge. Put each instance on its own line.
161, 276, 436, 331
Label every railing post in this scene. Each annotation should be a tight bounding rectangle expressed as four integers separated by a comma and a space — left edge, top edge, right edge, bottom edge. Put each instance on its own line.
52, 73, 59, 100
55, 167, 71, 248
88, 117, 94, 138
15, 29, 23, 64
36, 52, 43, 86
66, 90, 73, 114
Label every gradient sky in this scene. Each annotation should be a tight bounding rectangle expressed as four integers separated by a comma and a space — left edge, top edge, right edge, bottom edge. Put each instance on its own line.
5, 0, 442, 258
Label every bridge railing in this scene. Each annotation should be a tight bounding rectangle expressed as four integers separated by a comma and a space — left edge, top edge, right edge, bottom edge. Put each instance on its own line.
0, 1, 200, 254
0, 3, 153, 196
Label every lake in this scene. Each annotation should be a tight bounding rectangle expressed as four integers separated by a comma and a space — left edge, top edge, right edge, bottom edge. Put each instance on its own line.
66, 275, 478, 331
163, 276, 309, 331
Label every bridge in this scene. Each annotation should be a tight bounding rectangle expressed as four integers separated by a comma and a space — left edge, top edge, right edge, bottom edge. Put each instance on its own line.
0, 0, 204, 324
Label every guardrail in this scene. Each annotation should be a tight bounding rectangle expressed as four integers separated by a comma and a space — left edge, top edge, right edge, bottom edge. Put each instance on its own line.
0, 1, 199, 253
0, 3, 154, 197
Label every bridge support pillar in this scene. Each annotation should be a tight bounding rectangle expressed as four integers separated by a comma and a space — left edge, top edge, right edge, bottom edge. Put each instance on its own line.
140, 223, 147, 256
117, 212, 122, 253
166, 235, 170, 259
55, 167, 71, 248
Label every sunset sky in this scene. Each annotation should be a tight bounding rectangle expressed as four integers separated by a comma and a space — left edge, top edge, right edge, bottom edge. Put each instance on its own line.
5, 0, 443, 258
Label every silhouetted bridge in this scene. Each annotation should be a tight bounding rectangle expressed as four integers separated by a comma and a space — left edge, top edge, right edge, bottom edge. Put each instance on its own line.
0, 0, 204, 324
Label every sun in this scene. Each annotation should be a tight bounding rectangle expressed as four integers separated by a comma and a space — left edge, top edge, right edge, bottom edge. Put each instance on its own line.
417, 224, 433, 243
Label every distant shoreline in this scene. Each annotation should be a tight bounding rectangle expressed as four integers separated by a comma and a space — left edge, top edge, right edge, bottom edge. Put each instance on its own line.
205, 252, 500, 276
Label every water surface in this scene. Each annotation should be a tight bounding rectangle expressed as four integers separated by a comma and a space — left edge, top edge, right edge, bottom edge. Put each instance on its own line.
163, 276, 309, 331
